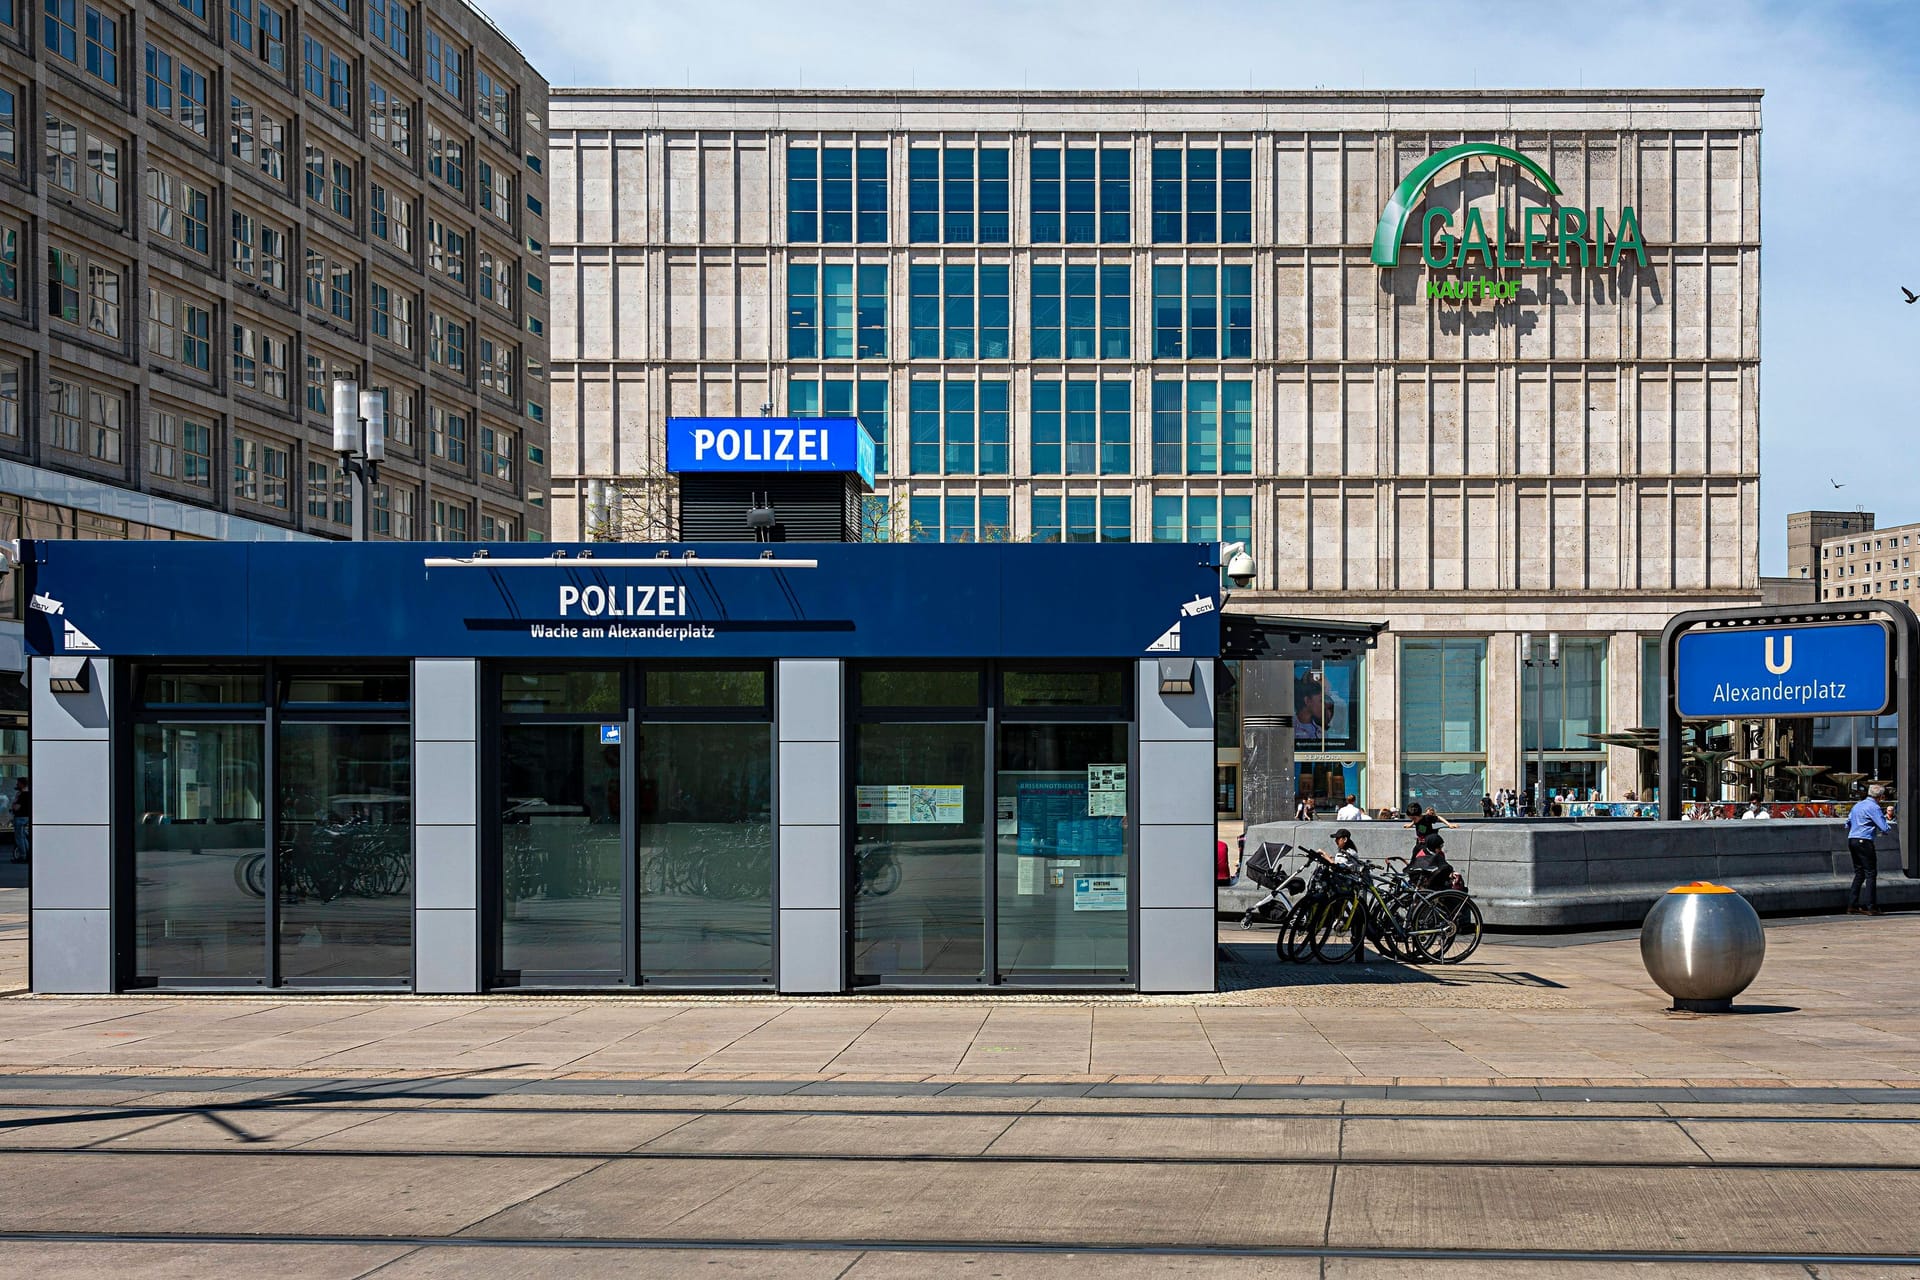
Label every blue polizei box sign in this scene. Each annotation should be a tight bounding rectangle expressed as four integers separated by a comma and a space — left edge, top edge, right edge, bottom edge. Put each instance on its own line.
666, 417, 876, 488
1675, 621, 1892, 718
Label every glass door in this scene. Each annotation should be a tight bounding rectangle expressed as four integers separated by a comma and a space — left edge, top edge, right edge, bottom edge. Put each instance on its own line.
499, 722, 627, 983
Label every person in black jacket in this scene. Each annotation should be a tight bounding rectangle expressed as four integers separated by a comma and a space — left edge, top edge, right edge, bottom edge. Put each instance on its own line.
11, 778, 29, 863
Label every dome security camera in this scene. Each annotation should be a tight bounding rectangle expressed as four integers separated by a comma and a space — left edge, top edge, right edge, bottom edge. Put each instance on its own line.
1222, 541, 1255, 588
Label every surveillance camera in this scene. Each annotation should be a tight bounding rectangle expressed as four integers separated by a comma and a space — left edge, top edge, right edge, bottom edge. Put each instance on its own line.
1223, 542, 1255, 588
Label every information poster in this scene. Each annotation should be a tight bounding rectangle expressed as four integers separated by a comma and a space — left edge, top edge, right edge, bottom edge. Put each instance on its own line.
1087, 764, 1127, 817
1015, 775, 1123, 859
996, 795, 1018, 836
1073, 876, 1127, 911
856, 785, 964, 824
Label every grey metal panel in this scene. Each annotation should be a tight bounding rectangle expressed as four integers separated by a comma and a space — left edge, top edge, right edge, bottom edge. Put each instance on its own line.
30, 657, 110, 739
777, 659, 842, 742
1136, 657, 1213, 742
26, 824, 111, 910
777, 822, 842, 911
414, 740, 478, 826
778, 740, 842, 827
1137, 739, 1215, 826
30, 909, 113, 993
1138, 907, 1216, 994
1139, 823, 1217, 911
30, 738, 111, 826
413, 660, 479, 740
414, 824, 479, 911
777, 907, 845, 993
415, 909, 480, 993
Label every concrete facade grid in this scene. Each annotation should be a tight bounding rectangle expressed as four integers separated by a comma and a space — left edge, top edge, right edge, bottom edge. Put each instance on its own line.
1818, 516, 1920, 615
546, 89, 1764, 808
0, 0, 551, 553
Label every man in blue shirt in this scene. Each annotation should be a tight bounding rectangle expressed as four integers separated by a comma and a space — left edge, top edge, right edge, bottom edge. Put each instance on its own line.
1846, 785, 1893, 916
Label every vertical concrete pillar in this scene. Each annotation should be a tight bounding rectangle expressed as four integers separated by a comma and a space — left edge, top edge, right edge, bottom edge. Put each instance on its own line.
776, 658, 843, 993
29, 657, 114, 993
1611, 629, 1646, 796
1367, 642, 1400, 811
1238, 658, 1295, 827
413, 659, 481, 993
1487, 631, 1520, 799
1137, 658, 1216, 994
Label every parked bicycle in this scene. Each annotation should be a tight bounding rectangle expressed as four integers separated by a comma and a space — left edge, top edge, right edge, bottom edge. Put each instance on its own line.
1256, 834, 1482, 966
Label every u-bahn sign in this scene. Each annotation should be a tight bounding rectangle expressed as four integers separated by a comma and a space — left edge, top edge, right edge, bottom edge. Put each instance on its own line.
1675, 621, 1892, 719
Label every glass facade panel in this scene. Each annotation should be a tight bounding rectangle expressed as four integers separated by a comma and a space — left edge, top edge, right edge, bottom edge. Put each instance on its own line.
133, 722, 268, 981
1400, 638, 1487, 814
1003, 667, 1125, 708
860, 667, 981, 708
501, 669, 621, 715
645, 667, 768, 708
499, 722, 624, 981
996, 721, 1128, 976
853, 720, 987, 981
1522, 637, 1607, 751
637, 722, 773, 978
276, 722, 412, 981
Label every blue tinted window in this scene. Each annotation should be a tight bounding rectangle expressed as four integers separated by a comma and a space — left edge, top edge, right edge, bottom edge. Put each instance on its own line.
943, 264, 973, 358
1100, 379, 1130, 474
857, 264, 887, 358
1151, 380, 1182, 473
821, 146, 853, 242
1100, 147, 1130, 242
1034, 146, 1129, 244
1030, 147, 1060, 242
1031, 379, 1060, 475
979, 265, 1009, 358
1101, 265, 1130, 358
909, 381, 939, 473
979, 380, 1009, 475
793, 147, 822, 240
947, 494, 976, 542
1064, 379, 1098, 475
1032, 494, 1061, 543
942, 148, 972, 243
787, 263, 817, 358
1189, 494, 1218, 542
982, 495, 1010, 542
1223, 494, 1252, 545
1186, 381, 1217, 474
910, 495, 940, 543
908, 149, 939, 242
856, 148, 887, 242
790, 378, 820, 416
1101, 495, 1131, 543
1222, 380, 1252, 474
1153, 146, 1252, 244
789, 146, 886, 244
1152, 494, 1184, 542
1221, 147, 1252, 243
821, 264, 854, 359
1186, 148, 1216, 243
909, 265, 940, 358
978, 148, 1009, 243
1065, 495, 1097, 543
1223, 265, 1252, 358
1151, 149, 1181, 242
1034, 263, 1127, 360
1030, 264, 1060, 359
1152, 265, 1182, 359
858, 379, 888, 471
1064, 148, 1097, 243
1187, 265, 1217, 359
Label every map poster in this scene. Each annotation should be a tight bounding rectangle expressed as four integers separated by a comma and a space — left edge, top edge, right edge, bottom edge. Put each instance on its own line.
1073, 876, 1127, 911
857, 785, 963, 825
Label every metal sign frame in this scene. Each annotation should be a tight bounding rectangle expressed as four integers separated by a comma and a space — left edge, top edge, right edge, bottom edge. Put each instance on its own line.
1659, 601, 1919, 877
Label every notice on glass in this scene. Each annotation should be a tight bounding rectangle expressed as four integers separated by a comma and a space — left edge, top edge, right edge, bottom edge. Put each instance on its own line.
1074, 875, 1127, 911
996, 795, 1018, 836
1087, 763, 1127, 817
1016, 776, 1124, 858
857, 785, 962, 824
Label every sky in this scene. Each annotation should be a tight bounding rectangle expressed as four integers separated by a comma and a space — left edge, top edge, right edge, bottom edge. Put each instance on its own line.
482, 0, 1920, 575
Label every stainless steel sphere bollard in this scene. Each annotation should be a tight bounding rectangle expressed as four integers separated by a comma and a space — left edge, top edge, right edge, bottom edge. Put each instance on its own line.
1639, 883, 1766, 1012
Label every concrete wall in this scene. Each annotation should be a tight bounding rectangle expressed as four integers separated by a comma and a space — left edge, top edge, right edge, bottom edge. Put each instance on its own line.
28, 657, 115, 992
1229, 819, 1914, 928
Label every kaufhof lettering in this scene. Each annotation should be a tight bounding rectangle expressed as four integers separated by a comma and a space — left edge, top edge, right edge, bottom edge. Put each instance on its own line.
689, 424, 831, 464
1710, 678, 1848, 706
558, 584, 689, 619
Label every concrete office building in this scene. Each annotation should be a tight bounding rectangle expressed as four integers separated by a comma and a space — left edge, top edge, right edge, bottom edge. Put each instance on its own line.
543, 88, 1764, 814
1816, 516, 1920, 612
0, 0, 553, 785
1788, 509, 1873, 584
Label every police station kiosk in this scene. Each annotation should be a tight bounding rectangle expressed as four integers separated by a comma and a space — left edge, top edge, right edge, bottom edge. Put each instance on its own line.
23, 416, 1224, 996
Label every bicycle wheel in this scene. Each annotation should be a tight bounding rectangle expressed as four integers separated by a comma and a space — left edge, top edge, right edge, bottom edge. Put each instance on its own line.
1276, 900, 1316, 962
1397, 896, 1454, 964
1312, 895, 1364, 963
1421, 891, 1484, 964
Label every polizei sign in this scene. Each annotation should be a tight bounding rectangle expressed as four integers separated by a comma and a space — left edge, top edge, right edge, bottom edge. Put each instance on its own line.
1370, 143, 1648, 303
665, 416, 876, 485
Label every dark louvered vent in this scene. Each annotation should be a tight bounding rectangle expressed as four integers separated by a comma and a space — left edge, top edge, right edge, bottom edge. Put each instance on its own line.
677, 473, 861, 543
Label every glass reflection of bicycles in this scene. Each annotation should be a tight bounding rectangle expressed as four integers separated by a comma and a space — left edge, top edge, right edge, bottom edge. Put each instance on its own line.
235, 821, 410, 903
854, 841, 900, 897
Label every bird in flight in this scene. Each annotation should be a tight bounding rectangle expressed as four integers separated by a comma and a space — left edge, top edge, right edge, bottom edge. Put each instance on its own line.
1830, 479, 1846, 489
1904, 286, 1918, 303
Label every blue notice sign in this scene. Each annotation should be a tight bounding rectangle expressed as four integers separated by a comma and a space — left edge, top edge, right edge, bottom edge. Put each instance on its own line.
600, 724, 623, 745
1675, 622, 1892, 718
666, 417, 876, 487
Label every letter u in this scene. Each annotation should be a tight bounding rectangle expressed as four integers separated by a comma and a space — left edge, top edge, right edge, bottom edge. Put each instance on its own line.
1764, 636, 1793, 675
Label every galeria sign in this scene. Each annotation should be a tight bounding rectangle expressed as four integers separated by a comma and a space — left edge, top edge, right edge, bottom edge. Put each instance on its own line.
1370, 143, 1647, 303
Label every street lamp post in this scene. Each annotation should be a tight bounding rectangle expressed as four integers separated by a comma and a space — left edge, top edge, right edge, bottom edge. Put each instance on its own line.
331, 380, 386, 542
1520, 631, 1561, 817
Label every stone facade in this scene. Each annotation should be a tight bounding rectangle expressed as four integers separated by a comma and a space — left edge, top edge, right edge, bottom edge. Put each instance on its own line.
546, 89, 1763, 811
1788, 508, 1873, 584
0, 0, 551, 567
1817, 517, 1920, 613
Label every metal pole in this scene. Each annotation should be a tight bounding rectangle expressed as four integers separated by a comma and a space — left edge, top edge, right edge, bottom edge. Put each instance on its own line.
1534, 653, 1545, 816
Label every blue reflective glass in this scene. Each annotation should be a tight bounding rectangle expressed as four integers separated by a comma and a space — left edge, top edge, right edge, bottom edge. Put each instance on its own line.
908, 265, 940, 358
1187, 380, 1218, 474
1101, 495, 1131, 543
979, 379, 1010, 476
1100, 147, 1130, 242
1189, 494, 1218, 542
858, 264, 887, 358
790, 378, 820, 415
856, 148, 888, 243
978, 147, 1009, 243
1065, 495, 1097, 543
910, 495, 940, 542
1064, 265, 1096, 360
1222, 494, 1252, 544
821, 264, 854, 359
947, 494, 976, 543
1100, 379, 1130, 474
821, 146, 853, 242
1223, 265, 1252, 359
908, 149, 939, 242
1030, 146, 1060, 242
1221, 148, 1252, 243
786, 146, 817, 242
1152, 494, 1183, 542
944, 379, 975, 474
943, 148, 973, 243
943, 264, 974, 359
1031, 379, 1061, 475
1151, 149, 1181, 242
1032, 494, 1061, 543
909, 381, 940, 473
1030, 264, 1061, 359
981, 495, 1010, 542
1187, 265, 1218, 359
1151, 381, 1182, 473
1064, 148, 1096, 244
858, 379, 888, 469
787, 263, 817, 358
1152, 265, 1183, 359
1222, 381, 1252, 474
1101, 265, 1131, 359
979, 265, 1010, 359
1186, 148, 1217, 243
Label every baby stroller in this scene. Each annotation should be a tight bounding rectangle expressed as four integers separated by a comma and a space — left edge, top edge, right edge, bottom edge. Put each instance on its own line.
1238, 841, 1307, 929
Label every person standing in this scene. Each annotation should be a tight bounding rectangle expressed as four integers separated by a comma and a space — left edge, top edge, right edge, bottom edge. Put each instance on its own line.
1846, 784, 1892, 916
10, 778, 28, 864
1335, 794, 1366, 822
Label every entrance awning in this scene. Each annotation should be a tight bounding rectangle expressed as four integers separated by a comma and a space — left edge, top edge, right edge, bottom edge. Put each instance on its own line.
1219, 614, 1389, 661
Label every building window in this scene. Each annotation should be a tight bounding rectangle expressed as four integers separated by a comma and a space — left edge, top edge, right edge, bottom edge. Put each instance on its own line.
430, 405, 468, 464
479, 511, 516, 541
908, 146, 1009, 244
475, 64, 510, 137
45, 115, 120, 213
1522, 637, 1609, 800
430, 497, 469, 540
61, 253, 123, 339
787, 145, 886, 243
787, 263, 885, 359
304, 143, 325, 202
327, 51, 351, 115
47, 245, 79, 322
427, 218, 466, 282
303, 351, 327, 413
85, 383, 123, 461
480, 423, 514, 482
233, 434, 288, 507
428, 314, 468, 375
143, 42, 173, 114
907, 493, 1011, 543
370, 280, 413, 349
230, 211, 287, 291
148, 409, 210, 485
144, 169, 210, 255
390, 485, 416, 538
791, 377, 888, 474
479, 336, 514, 398
369, 0, 408, 58
1400, 637, 1488, 815
1292, 656, 1367, 807
368, 80, 410, 155
45, 0, 78, 63
479, 160, 512, 223
1032, 380, 1130, 476
0, 358, 17, 441
372, 184, 413, 254
331, 159, 354, 219
1152, 264, 1252, 359
47, 376, 83, 452
328, 260, 355, 324
906, 263, 1007, 359
1151, 492, 1252, 548
0, 86, 16, 174
256, 1, 285, 73
1150, 380, 1252, 475
177, 59, 208, 135
424, 26, 460, 100
145, 287, 211, 372
1031, 263, 1130, 359
427, 121, 464, 192
231, 321, 289, 400
371, 384, 415, 447
83, 3, 119, 86
479, 250, 513, 313
1031, 146, 1130, 243
907, 379, 1009, 476
1030, 493, 1130, 544
304, 459, 350, 524
230, 99, 283, 181
0, 222, 16, 303
301, 34, 325, 99
1152, 146, 1252, 244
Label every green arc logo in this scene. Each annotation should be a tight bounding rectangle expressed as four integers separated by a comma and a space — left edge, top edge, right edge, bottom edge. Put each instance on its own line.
1369, 143, 1561, 267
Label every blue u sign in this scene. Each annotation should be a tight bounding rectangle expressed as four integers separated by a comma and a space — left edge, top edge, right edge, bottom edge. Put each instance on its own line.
1675, 622, 1892, 718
